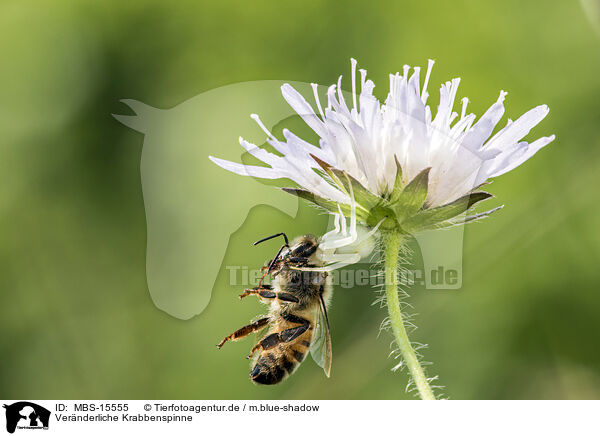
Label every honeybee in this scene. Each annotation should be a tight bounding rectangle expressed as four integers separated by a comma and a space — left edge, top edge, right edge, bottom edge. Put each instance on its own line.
217, 232, 333, 384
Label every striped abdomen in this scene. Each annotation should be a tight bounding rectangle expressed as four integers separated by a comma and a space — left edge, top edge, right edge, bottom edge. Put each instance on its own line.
250, 329, 313, 385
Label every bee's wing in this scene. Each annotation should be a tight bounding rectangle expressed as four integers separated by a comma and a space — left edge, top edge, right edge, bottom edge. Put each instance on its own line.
310, 295, 332, 377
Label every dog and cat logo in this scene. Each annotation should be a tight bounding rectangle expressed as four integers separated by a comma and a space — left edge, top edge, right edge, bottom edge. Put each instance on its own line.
2, 402, 50, 433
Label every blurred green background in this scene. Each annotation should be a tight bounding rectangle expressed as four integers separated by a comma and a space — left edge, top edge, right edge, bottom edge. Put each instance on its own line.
1, 0, 599, 400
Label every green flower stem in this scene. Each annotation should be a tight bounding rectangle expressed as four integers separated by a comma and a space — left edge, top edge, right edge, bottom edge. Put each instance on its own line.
383, 231, 436, 400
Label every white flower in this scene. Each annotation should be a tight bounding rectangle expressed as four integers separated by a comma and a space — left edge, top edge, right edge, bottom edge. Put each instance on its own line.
210, 59, 554, 233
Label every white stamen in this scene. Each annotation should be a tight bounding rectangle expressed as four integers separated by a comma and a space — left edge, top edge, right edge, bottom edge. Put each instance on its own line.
327, 84, 336, 111
422, 59, 434, 102
311, 83, 326, 121
360, 69, 367, 92
402, 65, 410, 81
446, 78, 461, 124
351, 58, 358, 111
461, 97, 469, 120
250, 114, 277, 142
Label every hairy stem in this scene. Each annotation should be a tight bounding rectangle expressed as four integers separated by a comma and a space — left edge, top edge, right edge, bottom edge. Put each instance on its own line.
383, 231, 436, 400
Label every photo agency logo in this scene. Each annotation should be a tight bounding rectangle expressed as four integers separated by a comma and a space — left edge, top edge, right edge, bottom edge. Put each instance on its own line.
3, 402, 50, 433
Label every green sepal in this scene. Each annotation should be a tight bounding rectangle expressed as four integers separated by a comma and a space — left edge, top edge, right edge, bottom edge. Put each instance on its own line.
281, 187, 370, 222
388, 156, 404, 204
462, 205, 503, 224
389, 167, 431, 223
310, 154, 381, 211
402, 191, 494, 232
432, 205, 504, 230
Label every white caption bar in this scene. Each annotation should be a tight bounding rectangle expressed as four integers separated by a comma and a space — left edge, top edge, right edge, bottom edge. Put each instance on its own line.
1, 400, 597, 435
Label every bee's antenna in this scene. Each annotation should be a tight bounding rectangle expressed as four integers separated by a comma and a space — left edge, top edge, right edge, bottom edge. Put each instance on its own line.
254, 233, 290, 287
253, 232, 289, 247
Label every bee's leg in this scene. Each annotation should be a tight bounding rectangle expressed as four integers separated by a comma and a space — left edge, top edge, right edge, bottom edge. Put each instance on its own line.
239, 286, 299, 304
247, 316, 310, 358
238, 284, 273, 299
257, 291, 299, 303
217, 317, 270, 349
257, 270, 269, 288
282, 314, 311, 326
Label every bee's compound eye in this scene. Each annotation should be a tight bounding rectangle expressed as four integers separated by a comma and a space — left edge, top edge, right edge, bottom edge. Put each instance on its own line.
311, 275, 321, 285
